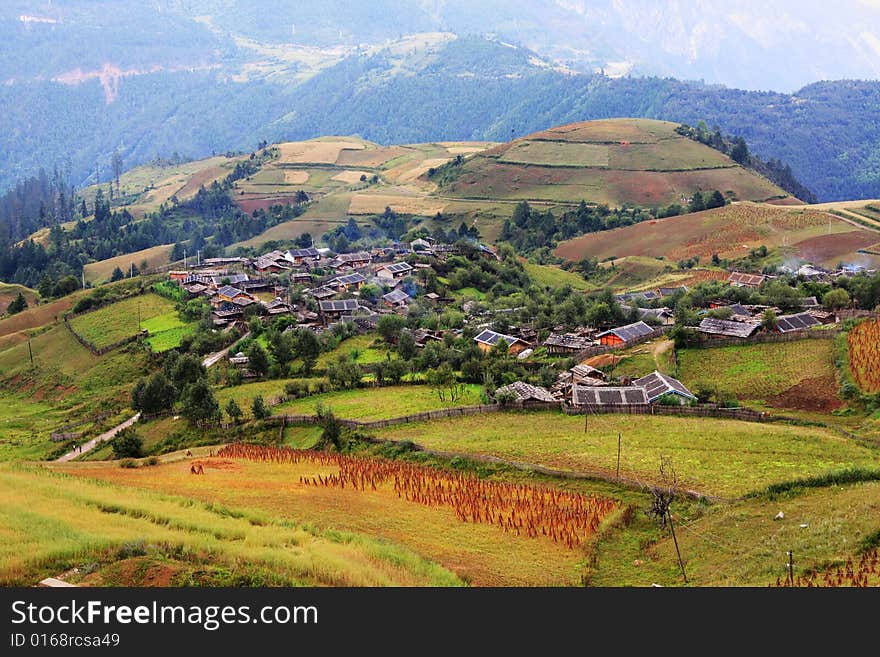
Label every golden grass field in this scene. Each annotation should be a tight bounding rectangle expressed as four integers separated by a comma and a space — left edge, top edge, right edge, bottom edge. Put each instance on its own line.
84, 244, 175, 283
53, 452, 613, 586
348, 193, 447, 215
0, 462, 461, 586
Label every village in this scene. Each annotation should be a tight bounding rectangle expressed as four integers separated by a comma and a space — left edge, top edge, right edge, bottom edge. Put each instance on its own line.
159, 238, 864, 417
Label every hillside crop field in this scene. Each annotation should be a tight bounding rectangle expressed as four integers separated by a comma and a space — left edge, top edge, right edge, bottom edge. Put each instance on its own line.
848, 320, 880, 393
0, 463, 459, 587
372, 411, 878, 498
53, 449, 620, 586
0, 294, 81, 339
676, 339, 842, 412
442, 119, 791, 207
555, 203, 874, 265
69, 294, 177, 350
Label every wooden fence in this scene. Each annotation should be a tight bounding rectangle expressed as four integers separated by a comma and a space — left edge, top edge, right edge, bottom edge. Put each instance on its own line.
50, 411, 113, 442
270, 398, 774, 429
63, 314, 146, 356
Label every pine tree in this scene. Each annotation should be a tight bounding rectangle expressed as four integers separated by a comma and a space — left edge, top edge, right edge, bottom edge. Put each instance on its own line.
6, 292, 27, 315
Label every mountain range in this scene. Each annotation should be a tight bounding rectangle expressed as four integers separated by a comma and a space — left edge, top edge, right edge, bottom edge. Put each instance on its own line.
1, 2, 880, 201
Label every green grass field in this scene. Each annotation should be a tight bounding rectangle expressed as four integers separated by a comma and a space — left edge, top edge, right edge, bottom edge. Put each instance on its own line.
373, 411, 879, 498
676, 339, 839, 411
316, 334, 395, 369
69, 294, 176, 350
523, 262, 594, 291
215, 378, 322, 419
0, 463, 459, 586
141, 311, 196, 352
275, 385, 483, 421
0, 321, 151, 459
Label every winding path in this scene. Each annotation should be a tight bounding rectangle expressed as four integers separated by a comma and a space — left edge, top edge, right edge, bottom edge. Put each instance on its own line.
55, 339, 244, 462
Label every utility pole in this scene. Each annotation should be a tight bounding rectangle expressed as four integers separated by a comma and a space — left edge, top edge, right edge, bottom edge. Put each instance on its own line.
81, 270, 85, 289
787, 550, 794, 586
183, 248, 187, 268
616, 432, 622, 480
27, 339, 34, 368
130, 262, 133, 278
667, 510, 687, 584
197, 249, 201, 267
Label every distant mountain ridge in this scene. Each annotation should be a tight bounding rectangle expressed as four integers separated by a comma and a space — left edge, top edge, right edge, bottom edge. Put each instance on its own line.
0, 26, 878, 201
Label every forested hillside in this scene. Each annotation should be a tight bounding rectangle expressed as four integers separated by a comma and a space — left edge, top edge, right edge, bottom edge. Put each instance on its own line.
1, 35, 879, 201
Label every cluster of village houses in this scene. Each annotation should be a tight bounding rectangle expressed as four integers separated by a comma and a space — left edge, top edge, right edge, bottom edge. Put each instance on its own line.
167, 244, 851, 411
168, 238, 478, 334
464, 268, 846, 410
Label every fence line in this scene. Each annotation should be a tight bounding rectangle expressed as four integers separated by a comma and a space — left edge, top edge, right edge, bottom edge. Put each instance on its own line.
690, 328, 840, 349
268, 398, 777, 429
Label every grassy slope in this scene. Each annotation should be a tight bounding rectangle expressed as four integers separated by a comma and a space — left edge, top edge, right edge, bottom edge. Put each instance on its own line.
0, 323, 150, 459
1, 463, 459, 587
0, 283, 39, 315
676, 339, 838, 408
69, 294, 176, 350
596, 480, 880, 587
373, 411, 879, 498
554, 203, 874, 264
84, 245, 175, 284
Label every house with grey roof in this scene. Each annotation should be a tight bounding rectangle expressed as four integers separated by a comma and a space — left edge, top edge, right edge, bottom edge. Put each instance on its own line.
633, 371, 696, 404
572, 385, 649, 407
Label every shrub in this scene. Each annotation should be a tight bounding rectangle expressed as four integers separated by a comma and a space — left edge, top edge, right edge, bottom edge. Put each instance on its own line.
111, 429, 144, 459
119, 459, 138, 469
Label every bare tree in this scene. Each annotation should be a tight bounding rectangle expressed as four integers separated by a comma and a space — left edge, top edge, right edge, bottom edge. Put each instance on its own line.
646, 455, 678, 528
645, 456, 688, 583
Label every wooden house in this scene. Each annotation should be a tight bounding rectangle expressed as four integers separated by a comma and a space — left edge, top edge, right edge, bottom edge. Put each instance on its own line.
543, 332, 594, 354
571, 364, 605, 385
697, 317, 759, 339
328, 272, 366, 292
474, 329, 529, 355
328, 251, 372, 270
595, 321, 654, 347
571, 385, 648, 407
319, 299, 361, 324
376, 262, 414, 280
494, 381, 556, 403
216, 285, 253, 304
728, 271, 767, 288
382, 288, 411, 308
284, 247, 321, 265
633, 371, 696, 404
637, 307, 675, 325
775, 312, 821, 333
